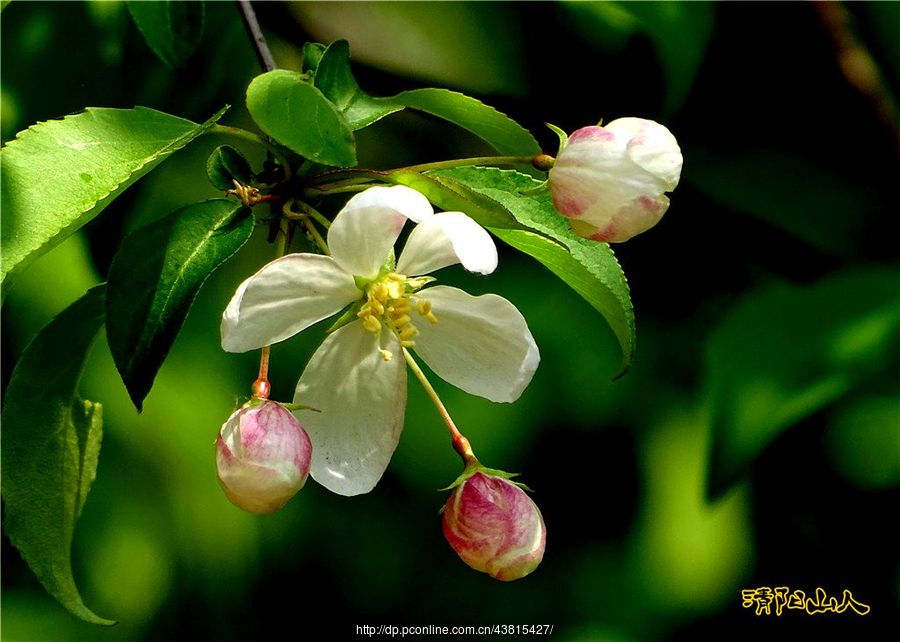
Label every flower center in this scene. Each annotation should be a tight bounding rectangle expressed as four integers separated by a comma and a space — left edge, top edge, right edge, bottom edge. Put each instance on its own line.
357, 272, 439, 360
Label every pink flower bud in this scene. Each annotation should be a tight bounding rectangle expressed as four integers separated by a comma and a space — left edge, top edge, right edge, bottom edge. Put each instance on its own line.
216, 400, 312, 514
442, 472, 546, 581
549, 117, 683, 242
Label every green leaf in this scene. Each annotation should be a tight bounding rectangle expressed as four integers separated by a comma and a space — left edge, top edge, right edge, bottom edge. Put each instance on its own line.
1, 105, 228, 288
246, 69, 356, 167
705, 268, 900, 498
314, 39, 403, 130
206, 145, 254, 191
127, 0, 205, 68
302, 42, 327, 74
312, 40, 538, 154
494, 227, 634, 376
432, 166, 635, 375
106, 199, 254, 411
1, 285, 114, 625
390, 88, 540, 156
384, 170, 524, 231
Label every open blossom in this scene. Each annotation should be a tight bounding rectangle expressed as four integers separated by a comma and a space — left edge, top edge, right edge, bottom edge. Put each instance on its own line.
221, 185, 540, 496
549, 117, 683, 242
442, 472, 546, 581
216, 399, 312, 514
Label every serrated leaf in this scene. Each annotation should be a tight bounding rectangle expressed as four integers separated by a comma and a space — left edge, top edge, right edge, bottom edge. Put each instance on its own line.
314, 40, 403, 130
1, 105, 228, 288
705, 268, 900, 498
106, 199, 254, 410
127, 0, 205, 68
207, 145, 254, 191
432, 166, 635, 375
384, 170, 523, 230
390, 88, 540, 156
246, 69, 356, 167
1, 285, 114, 625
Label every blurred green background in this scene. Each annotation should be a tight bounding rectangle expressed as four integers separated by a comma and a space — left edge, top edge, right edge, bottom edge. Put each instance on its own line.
2, 1, 898, 640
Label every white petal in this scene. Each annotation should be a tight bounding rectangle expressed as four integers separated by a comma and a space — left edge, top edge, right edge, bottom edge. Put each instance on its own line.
328, 185, 434, 279
346, 184, 434, 223
607, 117, 682, 190
294, 321, 407, 496
411, 286, 539, 402
221, 254, 360, 353
396, 211, 498, 276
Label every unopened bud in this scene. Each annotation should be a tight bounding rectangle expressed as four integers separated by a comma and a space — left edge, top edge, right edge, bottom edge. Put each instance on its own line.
442, 472, 546, 581
216, 399, 312, 514
549, 117, 682, 242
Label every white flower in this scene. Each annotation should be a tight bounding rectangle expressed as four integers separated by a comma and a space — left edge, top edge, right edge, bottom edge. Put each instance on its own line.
549, 117, 683, 242
221, 185, 540, 496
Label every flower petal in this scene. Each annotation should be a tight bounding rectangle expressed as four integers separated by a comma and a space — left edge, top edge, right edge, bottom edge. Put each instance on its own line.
606, 117, 682, 190
396, 211, 498, 276
328, 185, 434, 279
411, 286, 539, 402
221, 254, 360, 352
293, 321, 407, 496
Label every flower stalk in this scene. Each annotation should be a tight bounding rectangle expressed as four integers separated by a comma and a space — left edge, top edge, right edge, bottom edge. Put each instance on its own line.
251, 346, 271, 399
403, 347, 478, 467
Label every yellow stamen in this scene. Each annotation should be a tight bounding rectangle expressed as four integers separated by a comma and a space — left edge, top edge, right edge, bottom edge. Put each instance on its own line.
391, 314, 412, 327
391, 299, 411, 314
360, 275, 438, 345
362, 316, 382, 333
372, 282, 390, 302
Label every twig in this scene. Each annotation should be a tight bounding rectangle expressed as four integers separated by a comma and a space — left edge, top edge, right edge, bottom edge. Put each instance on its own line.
812, 1, 898, 146
237, 0, 276, 72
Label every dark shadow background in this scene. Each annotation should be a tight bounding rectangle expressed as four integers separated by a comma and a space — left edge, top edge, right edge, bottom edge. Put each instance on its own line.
2, 2, 898, 641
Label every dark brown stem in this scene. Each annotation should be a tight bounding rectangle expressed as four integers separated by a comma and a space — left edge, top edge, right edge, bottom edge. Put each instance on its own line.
237, 0, 276, 72
812, 1, 899, 146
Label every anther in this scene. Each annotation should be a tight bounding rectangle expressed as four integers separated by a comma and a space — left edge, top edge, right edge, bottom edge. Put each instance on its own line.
392, 314, 412, 327
392, 300, 411, 314
372, 283, 390, 302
